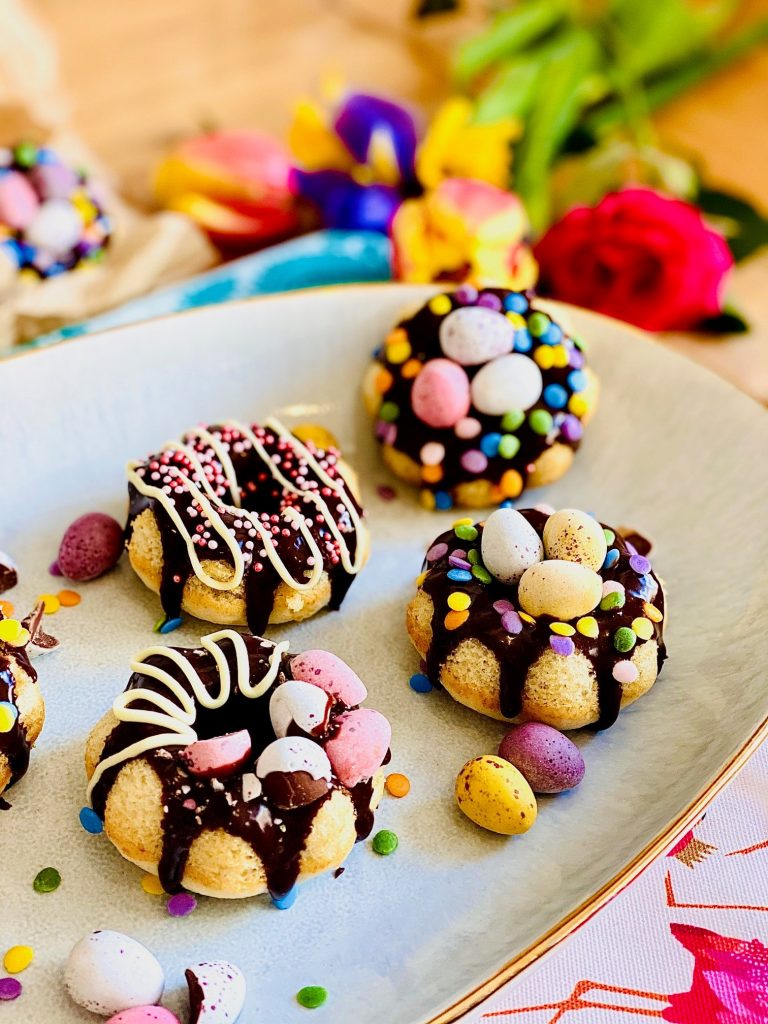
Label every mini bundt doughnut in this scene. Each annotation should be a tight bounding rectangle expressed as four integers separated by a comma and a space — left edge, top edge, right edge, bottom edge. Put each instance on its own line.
126, 417, 369, 633
85, 630, 390, 899
0, 607, 46, 795
364, 287, 598, 510
406, 507, 667, 730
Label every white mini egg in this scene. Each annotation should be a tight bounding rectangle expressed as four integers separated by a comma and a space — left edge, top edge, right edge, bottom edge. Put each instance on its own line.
24, 198, 82, 257
543, 509, 608, 571
256, 736, 332, 782
481, 508, 544, 585
518, 560, 603, 620
470, 353, 543, 415
270, 680, 332, 738
65, 930, 164, 1016
186, 960, 246, 1024
439, 307, 515, 365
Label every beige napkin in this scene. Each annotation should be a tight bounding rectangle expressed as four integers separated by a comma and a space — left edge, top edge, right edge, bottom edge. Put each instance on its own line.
0, 0, 216, 349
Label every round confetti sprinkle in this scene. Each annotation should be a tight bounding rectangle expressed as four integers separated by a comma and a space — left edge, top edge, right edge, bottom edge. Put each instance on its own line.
644, 602, 664, 623
427, 542, 449, 562
448, 553, 471, 571
505, 311, 526, 329
545, 323, 563, 345
529, 410, 554, 435
602, 549, 620, 570
49, 560, 63, 576
471, 565, 492, 584
420, 442, 445, 466
379, 401, 399, 423
498, 434, 521, 459
528, 311, 550, 337
453, 517, 474, 527
386, 337, 411, 364
447, 568, 472, 583
372, 829, 399, 855
455, 417, 482, 439
36, 593, 60, 614
514, 330, 532, 352
444, 609, 469, 631
385, 773, 410, 798
480, 433, 502, 458
613, 660, 639, 685
409, 673, 433, 694
550, 635, 575, 656
630, 554, 652, 575
57, 589, 81, 607
428, 294, 452, 315
568, 369, 587, 392
447, 592, 471, 612
614, 627, 637, 653
632, 617, 654, 641
543, 384, 568, 410
79, 807, 103, 834
33, 866, 61, 893
550, 622, 575, 636
467, 549, 480, 565
460, 449, 488, 474
501, 610, 522, 634
504, 293, 528, 313
3, 946, 33, 974
455, 283, 478, 304
154, 616, 184, 635
569, 394, 588, 416
493, 599, 514, 614
501, 409, 525, 431
477, 291, 503, 311
402, 358, 422, 379
454, 524, 478, 542
603, 528, 616, 545
600, 591, 625, 612
376, 485, 396, 501
0, 619, 22, 644
552, 345, 570, 368
415, 571, 427, 587
297, 986, 328, 1009
519, 611, 536, 625
421, 464, 443, 484
167, 892, 197, 917
141, 874, 165, 895
534, 346, 554, 370
434, 491, 453, 510
0, 977, 22, 1001
272, 888, 297, 910
576, 616, 599, 638
0, 600, 14, 618
500, 469, 523, 498
375, 367, 394, 394
0, 702, 18, 733
559, 415, 583, 442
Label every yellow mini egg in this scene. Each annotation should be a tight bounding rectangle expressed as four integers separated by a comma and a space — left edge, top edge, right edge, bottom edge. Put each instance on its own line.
291, 423, 339, 451
543, 509, 607, 571
455, 755, 537, 836
518, 560, 602, 620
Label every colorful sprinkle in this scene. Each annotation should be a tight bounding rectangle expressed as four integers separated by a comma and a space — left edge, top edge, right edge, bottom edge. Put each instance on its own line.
421, 464, 443, 484
501, 610, 523, 634
603, 528, 616, 545
154, 616, 184, 635
429, 294, 452, 315
415, 571, 427, 587
167, 892, 197, 917
376, 485, 397, 501
504, 293, 528, 313
630, 554, 652, 575
79, 807, 103, 834
529, 410, 554, 435
519, 611, 536, 625
409, 673, 433, 693
455, 417, 482, 439
372, 829, 399, 855
501, 409, 525, 431
632, 617, 654, 641
614, 627, 637, 653
505, 311, 526, 329
477, 291, 503, 311
402, 358, 422, 379
448, 553, 472, 571
493, 599, 515, 614
568, 369, 587, 392
0, 978, 22, 1001
552, 345, 570, 368
576, 616, 599, 638
602, 548, 620, 570
48, 560, 62, 577
533, 346, 554, 370
297, 985, 328, 1009
375, 367, 394, 393
0, 600, 14, 617
385, 773, 410, 798
33, 866, 61, 893
0, 702, 18, 733
559, 415, 583, 442
3, 946, 33, 974
550, 635, 575, 657
613, 660, 639, 684
545, 323, 563, 345
471, 565, 492, 584
448, 592, 471, 612
569, 394, 589, 416
272, 887, 298, 910
57, 589, 81, 607
514, 330, 532, 352
644, 602, 664, 623
385, 336, 411, 364
447, 568, 472, 583
528, 311, 550, 337
600, 591, 625, 612
543, 384, 568, 410
460, 449, 488, 474
500, 469, 523, 498
36, 593, 60, 614
444, 610, 469, 630
454, 523, 478, 542
141, 874, 166, 895
427, 542, 449, 562
379, 401, 399, 423
550, 622, 575, 636
0, 619, 22, 644
455, 284, 479, 304
467, 549, 480, 565
498, 434, 521, 459
480, 433, 502, 458
420, 442, 445, 466
434, 491, 453, 510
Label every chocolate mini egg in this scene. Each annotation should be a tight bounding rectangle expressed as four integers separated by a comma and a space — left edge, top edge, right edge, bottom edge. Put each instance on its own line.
65, 930, 164, 1016
543, 509, 607, 571
518, 560, 602, 620
186, 960, 246, 1024
270, 680, 332, 738
470, 353, 543, 416
439, 306, 514, 365
455, 755, 537, 835
411, 358, 472, 428
498, 723, 585, 794
481, 508, 543, 585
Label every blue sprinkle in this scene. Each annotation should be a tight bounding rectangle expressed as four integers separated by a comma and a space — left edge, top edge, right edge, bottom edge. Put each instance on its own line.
156, 616, 184, 634
271, 887, 298, 910
79, 807, 104, 835
543, 383, 568, 410
630, 575, 656, 601
409, 673, 433, 693
434, 491, 453, 510
514, 330, 532, 352
602, 548, 620, 570
480, 432, 502, 458
543, 323, 563, 346
503, 293, 528, 314
447, 568, 473, 583
568, 369, 587, 392
499, 499, 515, 509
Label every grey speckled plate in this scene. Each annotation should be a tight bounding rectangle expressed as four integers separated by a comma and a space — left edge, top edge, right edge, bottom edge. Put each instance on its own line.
2, 285, 768, 1024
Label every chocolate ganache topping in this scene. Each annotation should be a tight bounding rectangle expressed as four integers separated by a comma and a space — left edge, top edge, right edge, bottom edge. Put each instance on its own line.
88, 631, 381, 897
126, 418, 365, 634
0, 551, 18, 595
419, 509, 666, 729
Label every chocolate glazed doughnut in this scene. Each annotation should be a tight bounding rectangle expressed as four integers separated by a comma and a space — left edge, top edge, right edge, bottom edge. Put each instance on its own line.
0, 605, 47, 796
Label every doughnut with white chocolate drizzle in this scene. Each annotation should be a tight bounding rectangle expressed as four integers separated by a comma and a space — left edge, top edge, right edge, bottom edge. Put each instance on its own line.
126, 418, 365, 633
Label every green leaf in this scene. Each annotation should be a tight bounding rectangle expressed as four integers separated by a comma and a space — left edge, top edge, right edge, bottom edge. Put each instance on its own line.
473, 53, 544, 124
697, 187, 768, 263
698, 304, 750, 334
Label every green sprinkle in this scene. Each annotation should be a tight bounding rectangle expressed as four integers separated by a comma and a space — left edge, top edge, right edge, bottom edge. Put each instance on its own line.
379, 401, 399, 423
297, 986, 328, 1009
528, 311, 550, 337
572, 335, 587, 351
372, 829, 399, 856
528, 410, 554, 435
33, 867, 61, 893
467, 548, 480, 565
455, 524, 478, 542
501, 409, 525, 432
14, 142, 38, 168
600, 591, 625, 611
603, 528, 616, 545
471, 565, 492, 584
498, 434, 521, 459
614, 627, 637, 653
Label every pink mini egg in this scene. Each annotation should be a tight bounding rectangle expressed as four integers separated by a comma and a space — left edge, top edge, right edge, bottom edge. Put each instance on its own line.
498, 723, 585, 794
411, 358, 471, 428
58, 512, 124, 581
0, 171, 40, 230
325, 708, 391, 788
107, 1009, 180, 1024
289, 650, 367, 707
181, 730, 252, 778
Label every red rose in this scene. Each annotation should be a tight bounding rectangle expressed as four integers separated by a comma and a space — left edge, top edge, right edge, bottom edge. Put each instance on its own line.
534, 188, 733, 331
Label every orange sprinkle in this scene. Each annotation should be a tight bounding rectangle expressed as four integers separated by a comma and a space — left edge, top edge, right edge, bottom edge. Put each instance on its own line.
375, 368, 394, 394
0, 600, 14, 618
500, 469, 523, 498
401, 358, 422, 379
57, 590, 81, 608
421, 464, 443, 484
385, 773, 411, 798
444, 609, 469, 631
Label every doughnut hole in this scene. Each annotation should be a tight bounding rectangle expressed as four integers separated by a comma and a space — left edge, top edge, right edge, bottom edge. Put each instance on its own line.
0, 656, 45, 794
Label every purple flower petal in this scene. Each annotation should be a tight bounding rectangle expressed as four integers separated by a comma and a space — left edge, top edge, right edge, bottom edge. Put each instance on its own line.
334, 93, 418, 182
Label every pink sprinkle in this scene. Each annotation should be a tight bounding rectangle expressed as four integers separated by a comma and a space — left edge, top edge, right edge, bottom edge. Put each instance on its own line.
455, 417, 482, 440
493, 600, 515, 615
427, 542, 449, 563
550, 636, 575, 657
0, 978, 22, 1000
182, 798, 196, 810
49, 560, 63, 576
167, 892, 197, 917
460, 449, 489, 474
501, 610, 523, 634
377, 485, 397, 501
612, 660, 639, 684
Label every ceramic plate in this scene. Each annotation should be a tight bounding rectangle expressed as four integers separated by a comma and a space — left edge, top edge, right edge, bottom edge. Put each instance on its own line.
3, 285, 768, 1024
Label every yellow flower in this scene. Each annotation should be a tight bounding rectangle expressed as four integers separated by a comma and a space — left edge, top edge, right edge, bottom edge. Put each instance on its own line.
416, 97, 520, 191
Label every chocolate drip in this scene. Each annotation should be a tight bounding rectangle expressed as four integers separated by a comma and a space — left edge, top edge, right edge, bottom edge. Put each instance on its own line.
91, 636, 376, 897
421, 511, 666, 730
0, 559, 17, 595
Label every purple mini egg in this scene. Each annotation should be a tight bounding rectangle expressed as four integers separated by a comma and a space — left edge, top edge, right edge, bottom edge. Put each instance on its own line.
57, 512, 124, 581
498, 722, 585, 794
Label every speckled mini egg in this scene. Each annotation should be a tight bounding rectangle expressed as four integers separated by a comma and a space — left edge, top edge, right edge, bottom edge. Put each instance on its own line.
498, 723, 585, 794
65, 930, 164, 1016
439, 306, 515, 365
480, 508, 544, 585
106, 1008, 180, 1024
455, 755, 537, 835
186, 960, 246, 1024
543, 509, 607, 571
518, 560, 602, 620
58, 512, 124, 581
411, 357, 471, 428
470, 353, 543, 416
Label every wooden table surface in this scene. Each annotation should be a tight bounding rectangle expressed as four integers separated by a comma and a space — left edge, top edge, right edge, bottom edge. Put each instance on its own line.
29, 0, 768, 399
